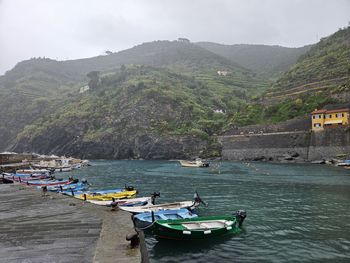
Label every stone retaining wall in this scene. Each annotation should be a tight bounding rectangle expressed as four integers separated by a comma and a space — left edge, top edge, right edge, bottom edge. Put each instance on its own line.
220, 128, 350, 161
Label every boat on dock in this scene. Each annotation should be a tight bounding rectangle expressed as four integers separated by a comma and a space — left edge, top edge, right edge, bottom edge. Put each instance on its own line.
179, 159, 209, 168
152, 210, 247, 240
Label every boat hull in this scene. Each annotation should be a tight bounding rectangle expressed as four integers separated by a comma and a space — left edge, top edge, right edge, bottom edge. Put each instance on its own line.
152, 215, 242, 240
133, 209, 198, 229
119, 201, 196, 214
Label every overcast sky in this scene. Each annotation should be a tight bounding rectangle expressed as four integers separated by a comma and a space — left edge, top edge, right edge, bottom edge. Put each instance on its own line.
0, 0, 349, 75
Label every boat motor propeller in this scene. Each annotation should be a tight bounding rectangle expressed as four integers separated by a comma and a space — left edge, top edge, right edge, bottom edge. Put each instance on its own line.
235, 210, 247, 228
194, 191, 208, 207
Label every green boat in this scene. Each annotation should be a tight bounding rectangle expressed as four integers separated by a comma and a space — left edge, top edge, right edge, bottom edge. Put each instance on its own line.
152, 210, 246, 240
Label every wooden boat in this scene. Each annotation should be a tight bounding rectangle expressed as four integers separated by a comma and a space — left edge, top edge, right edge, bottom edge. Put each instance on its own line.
133, 209, 198, 229
4, 173, 52, 182
152, 210, 247, 240
88, 196, 152, 207
16, 169, 49, 174
179, 159, 209, 168
24, 179, 72, 187
45, 182, 89, 192
119, 201, 198, 214
75, 190, 137, 201
55, 167, 73, 172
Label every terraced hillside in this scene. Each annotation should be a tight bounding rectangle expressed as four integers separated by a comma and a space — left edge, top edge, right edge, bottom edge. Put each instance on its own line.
196, 42, 311, 78
264, 26, 350, 104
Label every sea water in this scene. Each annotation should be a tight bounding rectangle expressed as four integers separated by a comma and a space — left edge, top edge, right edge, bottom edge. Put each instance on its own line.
69, 160, 350, 263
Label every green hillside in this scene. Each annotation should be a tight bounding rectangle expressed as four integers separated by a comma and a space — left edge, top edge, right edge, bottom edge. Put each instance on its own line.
0, 40, 270, 155
265, 26, 350, 102
231, 27, 350, 126
196, 42, 311, 77
15, 66, 246, 158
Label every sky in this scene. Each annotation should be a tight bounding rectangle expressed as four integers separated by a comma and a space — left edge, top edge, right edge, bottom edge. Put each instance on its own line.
0, 0, 349, 75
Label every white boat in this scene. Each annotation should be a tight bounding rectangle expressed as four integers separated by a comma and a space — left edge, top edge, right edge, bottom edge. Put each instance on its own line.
16, 169, 49, 174
119, 201, 198, 214
87, 196, 152, 207
179, 159, 209, 168
336, 160, 350, 166
55, 167, 73, 172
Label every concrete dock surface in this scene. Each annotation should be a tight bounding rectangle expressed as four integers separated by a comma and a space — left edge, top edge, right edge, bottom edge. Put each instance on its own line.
0, 184, 142, 263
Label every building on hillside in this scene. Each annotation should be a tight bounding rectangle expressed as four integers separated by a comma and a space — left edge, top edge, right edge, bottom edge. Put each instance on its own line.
217, 70, 229, 76
311, 106, 349, 131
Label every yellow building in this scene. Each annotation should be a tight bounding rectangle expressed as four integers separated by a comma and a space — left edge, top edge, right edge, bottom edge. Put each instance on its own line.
311, 107, 349, 131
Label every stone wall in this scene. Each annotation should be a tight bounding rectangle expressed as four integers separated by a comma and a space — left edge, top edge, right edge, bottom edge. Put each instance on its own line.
220, 127, 350, 161
308, 128, 350, 160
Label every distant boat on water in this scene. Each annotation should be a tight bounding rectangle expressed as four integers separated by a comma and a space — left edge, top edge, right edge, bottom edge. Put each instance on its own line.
179, 159, 209, 168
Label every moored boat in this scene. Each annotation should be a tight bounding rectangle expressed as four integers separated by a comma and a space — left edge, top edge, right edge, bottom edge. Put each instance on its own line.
119, 200, 199, 214
152, 210, 247, 240
16, 169, 50, 174
45, 181, 89, 192
87, 196, 152, 207
133, 209, 198, 229
74, 189, 137, 201
179, 159, 209, 168
24, 179, 72, 187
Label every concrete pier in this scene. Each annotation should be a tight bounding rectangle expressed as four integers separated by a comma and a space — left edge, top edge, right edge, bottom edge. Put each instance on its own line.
0, 184, 142, 263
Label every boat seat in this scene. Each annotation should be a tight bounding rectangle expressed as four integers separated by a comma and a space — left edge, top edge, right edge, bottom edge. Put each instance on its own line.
183, 223, 202, 230
199, 223, 212, 229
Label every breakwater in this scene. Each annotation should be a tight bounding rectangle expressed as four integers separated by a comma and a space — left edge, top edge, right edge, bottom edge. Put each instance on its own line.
220, 127, 350, 161
0, 184, 142, 263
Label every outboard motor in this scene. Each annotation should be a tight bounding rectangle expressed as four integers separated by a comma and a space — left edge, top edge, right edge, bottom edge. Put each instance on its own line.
124, 184, 135, 191
235, 210, 247, 228
151, 192, 160, 205
81, 178, 91, 186
194, 191, 208, 207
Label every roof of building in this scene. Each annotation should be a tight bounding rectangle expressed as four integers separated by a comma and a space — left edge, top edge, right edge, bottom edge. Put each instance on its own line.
311, 108, 349, 114
323, 103, 350, 110
311, 109, 327, 114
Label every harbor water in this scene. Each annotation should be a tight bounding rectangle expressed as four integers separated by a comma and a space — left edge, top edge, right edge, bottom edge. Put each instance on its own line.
69, 160, 350, 263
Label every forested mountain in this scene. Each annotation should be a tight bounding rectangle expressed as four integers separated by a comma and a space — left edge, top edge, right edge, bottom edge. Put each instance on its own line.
1, 27, 349, 158
13, 66, 234, 158
196, 42, 311, 77
0, 40, 269, 155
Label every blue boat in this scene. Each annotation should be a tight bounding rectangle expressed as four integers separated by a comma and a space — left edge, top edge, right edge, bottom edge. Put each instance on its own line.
62, 188, 125, 197
132, 209, 198, 230
44, 182, 89, 192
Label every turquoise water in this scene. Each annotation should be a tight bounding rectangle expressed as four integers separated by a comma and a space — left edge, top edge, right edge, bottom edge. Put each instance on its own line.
68, 160, 350, 263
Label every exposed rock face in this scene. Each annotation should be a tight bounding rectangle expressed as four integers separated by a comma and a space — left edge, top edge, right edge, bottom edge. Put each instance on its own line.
12, 127, 208, 160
